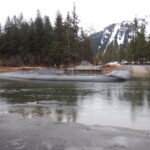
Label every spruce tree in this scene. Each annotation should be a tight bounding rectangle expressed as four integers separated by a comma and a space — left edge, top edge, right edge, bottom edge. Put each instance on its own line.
79, 28, 93, 62
34, 10, 45, 64
127, 18, 147, 62
53, 11, 66, 66
136, 24, 147, 60
43, 16, 53, 65
71, 4, 80, 63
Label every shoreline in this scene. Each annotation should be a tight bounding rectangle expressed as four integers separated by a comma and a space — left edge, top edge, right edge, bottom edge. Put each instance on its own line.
124, 65, 150, 75
0, 65, 150, 75
101, 65, 150, 75
0, 66, 47, 72
0, 113, 150, 150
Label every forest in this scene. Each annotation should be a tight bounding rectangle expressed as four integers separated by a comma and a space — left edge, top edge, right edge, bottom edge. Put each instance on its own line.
0, 5, 93, 67
1, 6, 150, 67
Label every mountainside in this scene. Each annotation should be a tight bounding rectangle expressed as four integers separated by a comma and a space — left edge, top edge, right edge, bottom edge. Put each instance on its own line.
91, 16, 150, 54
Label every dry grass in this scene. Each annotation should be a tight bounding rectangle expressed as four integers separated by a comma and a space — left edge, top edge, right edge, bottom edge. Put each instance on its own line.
0, 66, 47, 72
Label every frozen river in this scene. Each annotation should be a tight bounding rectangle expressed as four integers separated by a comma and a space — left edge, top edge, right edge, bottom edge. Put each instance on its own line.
0, 74, 150, 130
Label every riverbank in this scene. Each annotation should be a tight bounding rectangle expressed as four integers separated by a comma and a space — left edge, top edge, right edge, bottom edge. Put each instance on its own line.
0, 113, 150, 150
101, 65, 150, 75
124, 65, 150, 75
0, 66, 46, 72
0, 65, 150, 76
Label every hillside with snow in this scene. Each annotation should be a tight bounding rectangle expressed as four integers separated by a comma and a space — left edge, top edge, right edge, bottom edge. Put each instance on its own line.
91, 16, 150, 54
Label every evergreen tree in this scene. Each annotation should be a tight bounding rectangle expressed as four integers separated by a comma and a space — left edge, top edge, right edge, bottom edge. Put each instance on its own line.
34, 10, 45, 64
127, 18, 147, 62
79, 28, 93, 62
53, 11, 66, 66
136, 24, 147, 59
70, 3, 80, 63
43, 16, 53, 65
4, 17, 20, 56
102, 40, 119, 63
65, 12, 72, 64
127, 39, 136, 61
0, 23, 1, 36
71, 3, 79, 37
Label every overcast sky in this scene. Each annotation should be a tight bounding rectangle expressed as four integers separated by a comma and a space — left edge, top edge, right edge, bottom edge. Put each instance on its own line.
0, 0, 149, 32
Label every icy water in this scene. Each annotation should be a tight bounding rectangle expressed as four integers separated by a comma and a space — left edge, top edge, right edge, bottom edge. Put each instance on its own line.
0, 76, 150, 130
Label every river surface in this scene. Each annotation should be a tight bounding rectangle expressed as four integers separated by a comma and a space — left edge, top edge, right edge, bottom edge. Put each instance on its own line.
0, 76, 150, 130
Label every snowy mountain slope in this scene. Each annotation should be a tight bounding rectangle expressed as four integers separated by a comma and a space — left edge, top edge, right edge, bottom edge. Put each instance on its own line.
91, 16, 150, 53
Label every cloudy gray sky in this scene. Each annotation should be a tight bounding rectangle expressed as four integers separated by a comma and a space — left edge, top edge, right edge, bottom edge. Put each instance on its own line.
0, 0, 149, 32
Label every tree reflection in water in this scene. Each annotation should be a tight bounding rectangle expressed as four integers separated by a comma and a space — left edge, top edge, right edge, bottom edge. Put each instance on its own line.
0, 79, 93, 123
0, 77, 150, 129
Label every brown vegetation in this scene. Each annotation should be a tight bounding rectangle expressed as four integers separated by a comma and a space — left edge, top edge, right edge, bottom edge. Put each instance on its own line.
0, 66, 46, 72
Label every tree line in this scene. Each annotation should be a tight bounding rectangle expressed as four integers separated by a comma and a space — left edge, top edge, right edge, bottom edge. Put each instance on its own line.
101, 18, 150, 63
0, 6, 93, 67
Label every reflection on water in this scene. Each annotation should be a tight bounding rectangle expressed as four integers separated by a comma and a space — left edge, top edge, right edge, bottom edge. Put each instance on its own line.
0, 77, 150, 130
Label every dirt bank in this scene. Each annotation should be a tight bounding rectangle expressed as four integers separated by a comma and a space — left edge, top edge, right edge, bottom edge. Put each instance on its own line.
101, 65, 150, 75
0, 114, 150, 150
0, 66, 47, 72
101, 64, 123, 74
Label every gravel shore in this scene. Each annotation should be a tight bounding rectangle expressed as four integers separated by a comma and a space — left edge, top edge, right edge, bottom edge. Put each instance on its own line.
0, 114, 150, 150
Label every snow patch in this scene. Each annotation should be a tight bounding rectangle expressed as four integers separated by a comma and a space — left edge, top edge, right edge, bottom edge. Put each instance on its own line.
128, 39, 131, 43
104, 23, 120, 53
122, 21, 132, 25
105, 30, 111, 34
117, 33, 125, 45
138, 19, 145, 26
